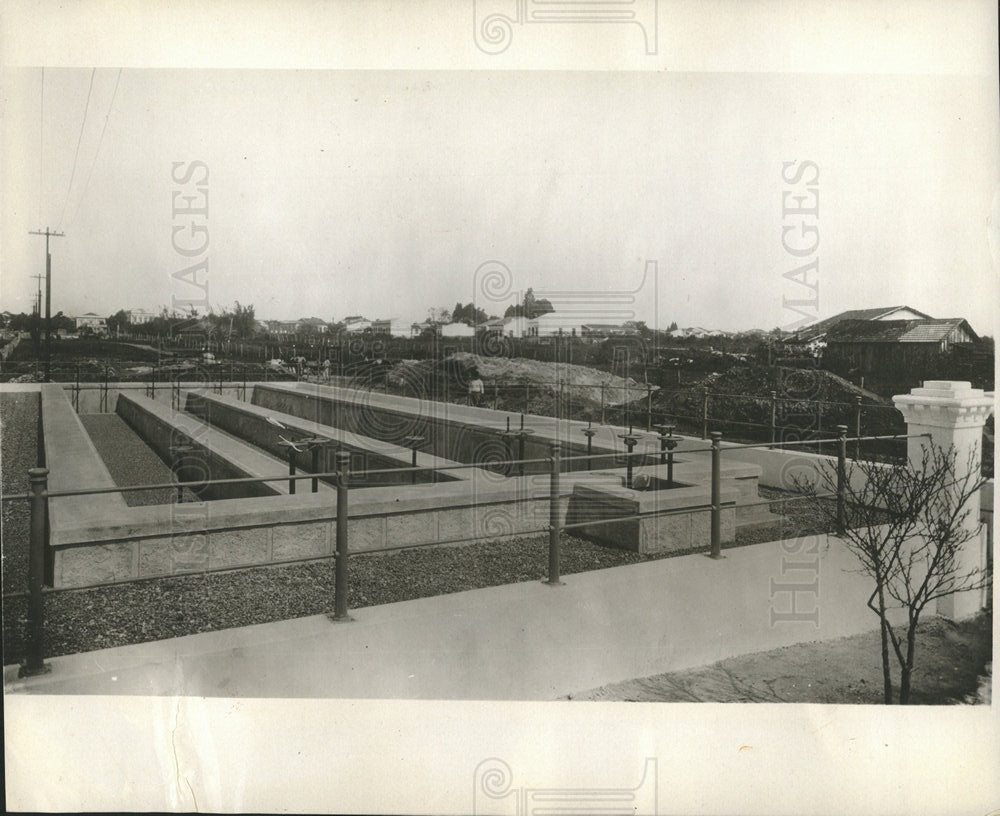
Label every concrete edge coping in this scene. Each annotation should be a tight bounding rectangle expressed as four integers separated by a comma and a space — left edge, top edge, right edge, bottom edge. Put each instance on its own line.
41, 385, 129, 535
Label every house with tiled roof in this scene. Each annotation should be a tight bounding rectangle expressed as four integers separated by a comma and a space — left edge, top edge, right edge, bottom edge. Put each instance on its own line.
821, 317, 979, 387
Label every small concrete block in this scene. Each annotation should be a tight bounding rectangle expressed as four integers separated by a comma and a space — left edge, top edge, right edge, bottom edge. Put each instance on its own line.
273, 522, 329, 560
349, 517, 385, 551
209, 527, 269, 568
641, 512, 691, 554
59, 542, 135, 587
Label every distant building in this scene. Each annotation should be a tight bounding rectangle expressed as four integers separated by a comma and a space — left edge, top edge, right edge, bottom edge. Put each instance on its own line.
440, 322, 475, 338
127, 308, 157, 325
822, 317, 979, 384
478, 315, 528, 338
581, 323, 640, 340
410, 320, 435, 337
791, 305, 933, 353
74, 312, 107, 333
526, 313, 584, 338
342, 317, 372, 333
265, 320, 299, 335
297, 317, 329, 334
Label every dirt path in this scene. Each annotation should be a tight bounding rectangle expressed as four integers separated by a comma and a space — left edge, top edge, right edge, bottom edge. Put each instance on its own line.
570, 612, 992, 704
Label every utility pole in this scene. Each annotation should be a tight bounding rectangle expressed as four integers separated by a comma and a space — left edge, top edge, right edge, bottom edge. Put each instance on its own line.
30, 274, 44, 315
29, 273, 45, 360
29, 227, 65, 382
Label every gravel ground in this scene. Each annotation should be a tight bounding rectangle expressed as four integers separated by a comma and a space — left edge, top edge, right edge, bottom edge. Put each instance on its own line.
1, 392, 38, 661
78, 413, 190, 505
1, 393, 37, 591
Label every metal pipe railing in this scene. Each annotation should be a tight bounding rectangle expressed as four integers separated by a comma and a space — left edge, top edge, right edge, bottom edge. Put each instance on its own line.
3, 426, 931, 670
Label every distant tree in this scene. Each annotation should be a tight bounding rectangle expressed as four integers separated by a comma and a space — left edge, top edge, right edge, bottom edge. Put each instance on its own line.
503, 288, 554, 320
107, 309, 131, 335
428, 306, 452, 324
453, 302, 489, 326
230, 301, 256, 339
667, 320, 679, 332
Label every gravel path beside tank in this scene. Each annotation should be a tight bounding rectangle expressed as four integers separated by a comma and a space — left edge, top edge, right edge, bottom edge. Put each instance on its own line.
2, 392, 37, 665
78, 413, 185, 506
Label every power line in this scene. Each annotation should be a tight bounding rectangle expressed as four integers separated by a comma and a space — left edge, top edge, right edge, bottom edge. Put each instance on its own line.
38, 68, 44, 225
66, 68, 123, 230
56, 68, 96, 230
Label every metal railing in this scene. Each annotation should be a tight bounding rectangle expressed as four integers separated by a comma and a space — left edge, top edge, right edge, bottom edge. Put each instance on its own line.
2, 426, 930, 677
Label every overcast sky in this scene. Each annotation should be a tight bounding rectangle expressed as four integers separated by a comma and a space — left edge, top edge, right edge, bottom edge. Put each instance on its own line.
2, 66, 997, 333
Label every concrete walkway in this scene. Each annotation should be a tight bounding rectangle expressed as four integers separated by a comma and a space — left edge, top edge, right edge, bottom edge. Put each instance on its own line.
4, 535, 880, 699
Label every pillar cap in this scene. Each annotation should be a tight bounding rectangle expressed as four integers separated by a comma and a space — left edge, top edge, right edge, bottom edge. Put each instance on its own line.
893, 381, 994, 430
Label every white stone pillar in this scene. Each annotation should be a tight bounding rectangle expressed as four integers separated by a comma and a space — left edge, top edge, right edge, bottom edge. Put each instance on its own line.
893, 381, 995, 618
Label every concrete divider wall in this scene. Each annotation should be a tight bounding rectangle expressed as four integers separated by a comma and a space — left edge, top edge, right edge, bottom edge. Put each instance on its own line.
116, 393, 279, 501
183, 391, 458, 486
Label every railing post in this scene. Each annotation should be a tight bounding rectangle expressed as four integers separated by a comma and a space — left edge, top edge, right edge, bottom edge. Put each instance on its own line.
524, 383, 530, 414
701, 388, 709, 440
646, 384, 653, 431
855, 395, 863, 459
836, 424, 848, 534
21, 468, 52, 677
600, 383, 606, 425
288, 445, 297, 494
816, 399, 822, 454
546, 442, 562, 586
770, 390, 777, 448
709, 431, 723, 559
311, 443, 321, 493
332, 450, 353, 621
581, 422, 596, 471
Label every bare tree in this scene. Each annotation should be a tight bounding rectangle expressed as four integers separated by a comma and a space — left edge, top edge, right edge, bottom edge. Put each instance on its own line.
797, 442, 989, 704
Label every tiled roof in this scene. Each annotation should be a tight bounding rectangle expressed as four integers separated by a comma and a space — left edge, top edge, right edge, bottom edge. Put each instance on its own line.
796, 306, 933, 338
826, 318, 975, 344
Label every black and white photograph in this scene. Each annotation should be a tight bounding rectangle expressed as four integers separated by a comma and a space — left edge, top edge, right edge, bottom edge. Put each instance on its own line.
2, 1, 998, 813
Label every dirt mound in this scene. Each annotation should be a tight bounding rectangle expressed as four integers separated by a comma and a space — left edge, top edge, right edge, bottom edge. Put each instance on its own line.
607, 364, 903, 441
701, 365, 886, 405
387, 353, 653, 407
